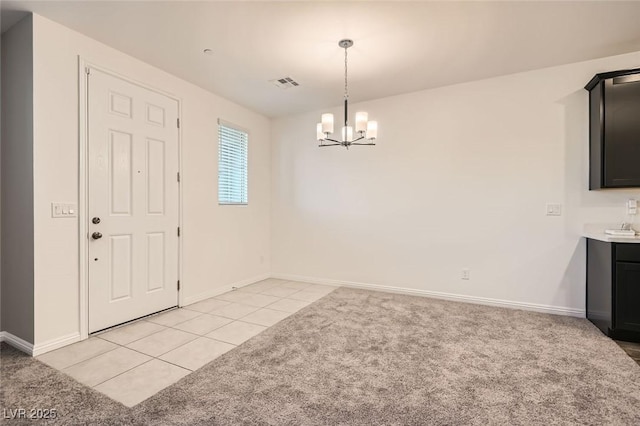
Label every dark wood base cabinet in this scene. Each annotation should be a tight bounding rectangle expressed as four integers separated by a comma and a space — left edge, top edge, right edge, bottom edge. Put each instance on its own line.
587, 238, 640, 342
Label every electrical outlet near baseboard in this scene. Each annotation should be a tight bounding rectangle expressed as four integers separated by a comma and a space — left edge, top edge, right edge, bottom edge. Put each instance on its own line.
461, 268, 470, 280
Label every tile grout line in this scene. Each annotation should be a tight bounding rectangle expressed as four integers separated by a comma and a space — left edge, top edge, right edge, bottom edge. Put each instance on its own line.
151, 357, 197, 373
97, 324, 169, 346
90, 358, 157, 388
55, 345, 120, 372
146, 310, 206, 328
236, 316, 287, 328
163, 319, 240, 339
239, 283, 328, 310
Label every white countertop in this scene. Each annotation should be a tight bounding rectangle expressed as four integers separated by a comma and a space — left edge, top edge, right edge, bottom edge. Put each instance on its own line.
583, 223, 640, 243
583, 231, 640, 243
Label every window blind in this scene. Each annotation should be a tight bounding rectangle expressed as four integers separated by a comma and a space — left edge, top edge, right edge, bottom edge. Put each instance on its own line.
218, 122, 248, 205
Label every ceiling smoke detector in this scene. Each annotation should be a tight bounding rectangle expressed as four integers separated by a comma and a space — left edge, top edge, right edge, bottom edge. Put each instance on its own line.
271, 77, 300, 89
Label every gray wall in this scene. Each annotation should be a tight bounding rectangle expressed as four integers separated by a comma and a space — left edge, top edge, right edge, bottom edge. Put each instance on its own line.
0, 11, 3, 334
1, 15, 34, 343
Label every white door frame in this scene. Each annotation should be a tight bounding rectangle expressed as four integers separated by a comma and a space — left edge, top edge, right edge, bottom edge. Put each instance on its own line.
78, 57, 184, 340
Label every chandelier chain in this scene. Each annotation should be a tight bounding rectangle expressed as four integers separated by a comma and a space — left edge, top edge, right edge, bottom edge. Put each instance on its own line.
344, 45, 348, 100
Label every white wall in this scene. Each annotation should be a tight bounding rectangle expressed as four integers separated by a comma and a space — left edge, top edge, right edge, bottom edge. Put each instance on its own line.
272, 50, 640, 315
1, 15, 35, 343
31, 14, 271, 349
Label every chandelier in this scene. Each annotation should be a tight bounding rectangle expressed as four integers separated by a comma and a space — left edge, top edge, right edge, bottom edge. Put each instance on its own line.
316, 39, 378, 148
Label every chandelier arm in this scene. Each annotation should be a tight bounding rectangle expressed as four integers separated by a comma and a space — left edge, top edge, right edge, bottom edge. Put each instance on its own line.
318, 143, 343, 147
350, 142, 376, 146
322, 137, 342, 144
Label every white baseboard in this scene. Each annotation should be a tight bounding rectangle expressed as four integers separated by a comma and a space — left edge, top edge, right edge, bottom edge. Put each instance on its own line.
32, 332, 82, 357
0, 331, 35, 355
0, 331, 84, 357
272, 273, 585, 318
182, 272, 271, 306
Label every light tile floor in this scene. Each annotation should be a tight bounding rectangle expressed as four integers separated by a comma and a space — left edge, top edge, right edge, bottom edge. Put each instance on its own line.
36, 279, 336, 407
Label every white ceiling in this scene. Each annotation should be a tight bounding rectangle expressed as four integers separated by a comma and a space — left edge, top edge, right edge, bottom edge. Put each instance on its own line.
3, 1, 640, 118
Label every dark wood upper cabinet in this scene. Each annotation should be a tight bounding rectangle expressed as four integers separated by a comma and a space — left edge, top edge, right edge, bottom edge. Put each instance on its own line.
586, 68, 640, 189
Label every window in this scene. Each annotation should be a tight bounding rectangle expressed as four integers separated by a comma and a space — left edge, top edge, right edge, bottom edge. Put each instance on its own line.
218, 120, 248, 205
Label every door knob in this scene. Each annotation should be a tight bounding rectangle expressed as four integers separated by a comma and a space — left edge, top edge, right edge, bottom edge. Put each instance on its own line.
91, 232, 103, 240
92, 217, 101, 224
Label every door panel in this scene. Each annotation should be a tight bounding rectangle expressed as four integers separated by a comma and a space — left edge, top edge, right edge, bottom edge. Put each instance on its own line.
615, 262, 640, 332
147, 138, 166, 214
604, 78, 640, 186
147, 232, 165, 292
146, 103, 166, 127
88, 68, 179, 333
109, 91, 132, 118
110, 235, 133, 301
110, 130, 133, 215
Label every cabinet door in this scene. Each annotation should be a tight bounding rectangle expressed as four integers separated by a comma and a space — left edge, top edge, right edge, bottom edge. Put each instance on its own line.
604, 76, 640, 187
615, 262, 640, 332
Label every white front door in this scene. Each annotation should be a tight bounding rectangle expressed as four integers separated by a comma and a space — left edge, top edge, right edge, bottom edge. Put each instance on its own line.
87, 68, 180, 333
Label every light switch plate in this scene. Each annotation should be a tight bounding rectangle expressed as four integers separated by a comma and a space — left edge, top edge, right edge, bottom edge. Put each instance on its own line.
52, 203, 78, 218
546, 203, 562, 216
628, 199, 637, 215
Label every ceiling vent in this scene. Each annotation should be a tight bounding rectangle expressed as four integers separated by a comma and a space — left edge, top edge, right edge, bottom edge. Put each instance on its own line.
271, 77, 300, 89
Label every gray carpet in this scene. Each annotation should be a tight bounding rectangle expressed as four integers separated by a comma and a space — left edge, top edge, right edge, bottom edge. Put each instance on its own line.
2, 287, 640, 425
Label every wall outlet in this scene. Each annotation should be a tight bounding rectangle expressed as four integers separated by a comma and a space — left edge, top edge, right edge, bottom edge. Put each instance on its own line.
461, 268, 470, 280
628, 199, 637, 215
546, 203, 562, 216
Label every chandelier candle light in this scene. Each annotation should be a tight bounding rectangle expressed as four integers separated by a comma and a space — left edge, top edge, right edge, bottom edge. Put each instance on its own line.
316, 39, 378, 148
